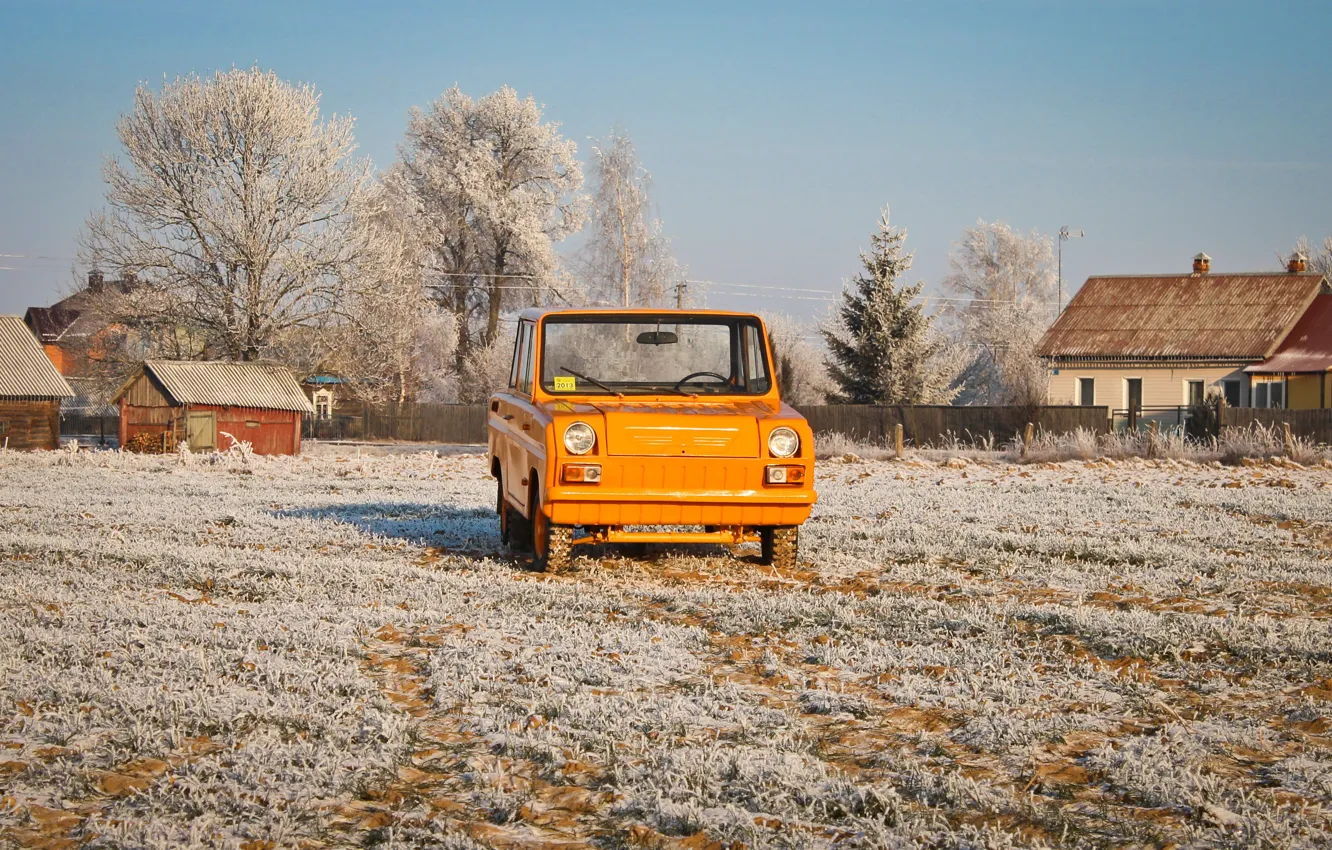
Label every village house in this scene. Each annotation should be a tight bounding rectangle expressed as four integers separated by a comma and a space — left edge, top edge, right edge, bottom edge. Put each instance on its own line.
24, 270, 132, 377
1038, 253, 1331, 420
0, 315, 75, 450
115, 360, 314, 455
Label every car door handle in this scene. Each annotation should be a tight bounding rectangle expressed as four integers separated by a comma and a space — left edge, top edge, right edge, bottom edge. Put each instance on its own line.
502, 414, 514, 421
521, 423, 531, 431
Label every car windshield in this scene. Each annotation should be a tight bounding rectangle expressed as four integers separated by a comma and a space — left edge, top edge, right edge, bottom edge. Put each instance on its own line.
539, 315, 773, 395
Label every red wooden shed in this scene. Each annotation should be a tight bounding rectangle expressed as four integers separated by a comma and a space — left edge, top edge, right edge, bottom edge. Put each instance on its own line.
114, 361, 314, 455
0, 315, 75, 450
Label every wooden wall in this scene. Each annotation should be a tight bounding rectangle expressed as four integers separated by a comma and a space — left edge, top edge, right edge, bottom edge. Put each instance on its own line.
0, 399, 61, 450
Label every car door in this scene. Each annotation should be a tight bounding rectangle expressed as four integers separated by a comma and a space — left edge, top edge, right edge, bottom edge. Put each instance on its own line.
504, 322, 536, 507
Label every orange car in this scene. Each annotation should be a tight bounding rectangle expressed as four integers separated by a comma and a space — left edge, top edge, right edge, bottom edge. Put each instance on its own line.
489, 308, 817, 572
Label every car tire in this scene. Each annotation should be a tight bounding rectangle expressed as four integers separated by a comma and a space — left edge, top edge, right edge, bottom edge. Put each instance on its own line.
760, 526, 799, 569
497, 478, 510, 545
533, 505, 573, 573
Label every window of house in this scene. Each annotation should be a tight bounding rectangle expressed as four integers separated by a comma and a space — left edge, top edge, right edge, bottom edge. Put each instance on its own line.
1270, 381, 1285, 409
313, 390, 333, 421
1078, 377, 1095, 406
1186, 380, 1204, 407
1254, 383, 1269, 408
1222, 380, 1241, 408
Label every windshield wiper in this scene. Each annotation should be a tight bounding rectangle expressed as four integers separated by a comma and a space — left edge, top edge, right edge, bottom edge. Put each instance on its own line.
559, 367, 622, 397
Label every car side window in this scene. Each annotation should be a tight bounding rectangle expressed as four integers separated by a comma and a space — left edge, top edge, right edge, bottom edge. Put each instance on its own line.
743, 323, 772, 393
509, 323, 527, 389
517, 322, 535, 396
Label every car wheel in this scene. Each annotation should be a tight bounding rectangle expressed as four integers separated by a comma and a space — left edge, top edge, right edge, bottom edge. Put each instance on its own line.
497, 478, 510, 545
533, 505, 573, 573
760, 526, 799, 569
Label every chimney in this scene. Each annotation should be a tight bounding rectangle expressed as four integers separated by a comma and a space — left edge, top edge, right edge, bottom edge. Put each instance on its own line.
118, 270, 137, 294
1192, 252, 1211, 274
87, 270, 104, 293
1288, 252, 1308, 273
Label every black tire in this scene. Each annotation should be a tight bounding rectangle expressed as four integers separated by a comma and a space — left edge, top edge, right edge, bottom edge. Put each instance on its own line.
620, 542, 649, 559
533, 509, 574, 573
760, 526, 799, 569
497, 478, 511, 545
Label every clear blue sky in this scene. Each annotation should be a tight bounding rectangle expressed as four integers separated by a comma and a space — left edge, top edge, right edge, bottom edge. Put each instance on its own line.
2, 0, 1331, 318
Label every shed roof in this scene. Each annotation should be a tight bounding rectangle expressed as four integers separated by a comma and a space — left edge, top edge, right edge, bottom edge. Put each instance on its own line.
119, 361, 314, 413
0, 315, 75, 398
1037, 273, 1327, 360
1245, 294, 1332, 373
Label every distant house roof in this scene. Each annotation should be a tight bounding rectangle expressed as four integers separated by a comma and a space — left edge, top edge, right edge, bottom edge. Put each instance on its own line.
0, 315, 76, 398
1037, 273, 1328, 360
116, 361, 315, 413
1246, 294, 1332, 373
23, 289, 107, 344
302, 374, 346, 385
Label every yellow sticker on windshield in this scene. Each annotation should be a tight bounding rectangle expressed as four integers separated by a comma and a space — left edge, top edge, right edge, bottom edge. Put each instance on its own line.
554, 376, 576, 391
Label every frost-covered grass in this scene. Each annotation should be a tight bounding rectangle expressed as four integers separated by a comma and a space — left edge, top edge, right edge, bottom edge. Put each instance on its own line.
1, 446, 1331, 848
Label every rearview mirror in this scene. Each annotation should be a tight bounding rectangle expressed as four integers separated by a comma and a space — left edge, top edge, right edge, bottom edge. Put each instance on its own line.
636, 331, 678, 345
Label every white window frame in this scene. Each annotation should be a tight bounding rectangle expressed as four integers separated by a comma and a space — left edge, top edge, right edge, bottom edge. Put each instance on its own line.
1077, 376, 1095, 406
1184, 379, 1205, 407
313, 389, 333, 421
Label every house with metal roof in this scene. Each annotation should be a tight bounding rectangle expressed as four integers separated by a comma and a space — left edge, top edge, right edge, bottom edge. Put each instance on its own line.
113, 361, 314, 455
0, 315, 75, 450
1037, 253, 1331, 420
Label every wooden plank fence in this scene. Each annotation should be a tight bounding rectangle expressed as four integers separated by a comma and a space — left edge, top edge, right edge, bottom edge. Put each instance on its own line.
1221, 408, 1332, 445
794, 405, 1111, 447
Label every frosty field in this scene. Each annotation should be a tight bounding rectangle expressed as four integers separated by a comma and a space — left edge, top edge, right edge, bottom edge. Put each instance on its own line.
2, 447, 1331, 849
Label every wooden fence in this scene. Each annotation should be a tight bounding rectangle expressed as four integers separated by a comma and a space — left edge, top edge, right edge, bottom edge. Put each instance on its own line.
1221, 407, 1332, 445
795, 405, 1111, 446
309, 403, 1110, 446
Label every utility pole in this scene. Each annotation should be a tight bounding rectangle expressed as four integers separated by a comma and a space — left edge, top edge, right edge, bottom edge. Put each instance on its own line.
674, 280, 687, 308
1057, 226, 1084, 316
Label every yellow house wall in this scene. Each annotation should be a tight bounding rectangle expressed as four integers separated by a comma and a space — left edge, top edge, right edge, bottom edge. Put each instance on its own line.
1250, 373, 1332, 409
1047, 365, 1251, 409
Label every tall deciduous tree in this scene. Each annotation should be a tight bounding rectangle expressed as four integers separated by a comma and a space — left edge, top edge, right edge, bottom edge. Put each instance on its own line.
943, 221, 1056, 405
393, 86, 584, 371
80, 68, 370, 361
580, 128, 684, 307
822, 209, 959, 404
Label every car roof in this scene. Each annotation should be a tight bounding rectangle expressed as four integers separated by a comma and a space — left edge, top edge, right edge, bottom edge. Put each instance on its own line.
517, 306, 763, 322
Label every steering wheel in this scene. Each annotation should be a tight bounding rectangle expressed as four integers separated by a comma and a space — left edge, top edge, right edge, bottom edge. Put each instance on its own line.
673, 371, 730, 392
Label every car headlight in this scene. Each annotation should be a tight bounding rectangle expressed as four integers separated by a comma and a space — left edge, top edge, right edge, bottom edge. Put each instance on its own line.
768, 427, 799, 458
563, 421, 595, 455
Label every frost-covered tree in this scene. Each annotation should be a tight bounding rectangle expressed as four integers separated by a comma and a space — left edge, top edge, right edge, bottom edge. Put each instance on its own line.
79, 68, 370, 361
822, 209, 959, 404
393, 86, 584, 371
943, 221, 1056, 406
763, 313, 831, 405
580, 128, 685, 307
331, 184, 456, 404
457, 324, 517, 403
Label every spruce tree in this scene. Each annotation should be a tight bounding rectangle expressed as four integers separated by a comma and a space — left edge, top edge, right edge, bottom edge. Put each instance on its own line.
822, 209, 955, 404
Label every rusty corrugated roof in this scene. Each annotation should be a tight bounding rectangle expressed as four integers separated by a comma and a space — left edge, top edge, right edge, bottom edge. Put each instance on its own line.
1246, 294, 1332, 373
0, 315, 75, 398
125, 361, 314, 413
1037, 273, 1326, 359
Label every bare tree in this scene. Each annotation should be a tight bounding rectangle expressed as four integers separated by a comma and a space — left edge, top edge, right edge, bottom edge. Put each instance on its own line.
763, 313, 831, 405
393, 86, 584, 372
943, 221, 1056, 405
580, 128, 685, 307
80, 68, 370, 361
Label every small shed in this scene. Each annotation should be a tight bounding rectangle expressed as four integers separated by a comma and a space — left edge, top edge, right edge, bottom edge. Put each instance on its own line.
0, 315, 75, 449
115, 361, 314, 455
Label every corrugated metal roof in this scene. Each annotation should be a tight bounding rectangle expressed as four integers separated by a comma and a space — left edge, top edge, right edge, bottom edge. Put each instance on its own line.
130, 361, 314, 412
0, 315, 75, 398
1037, 273, 1326, 359
1246, 294, 1332, 373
